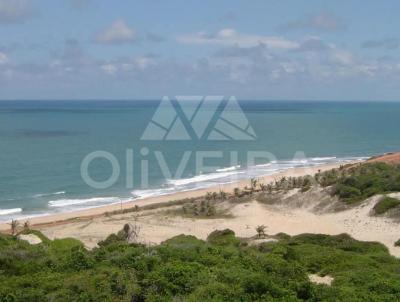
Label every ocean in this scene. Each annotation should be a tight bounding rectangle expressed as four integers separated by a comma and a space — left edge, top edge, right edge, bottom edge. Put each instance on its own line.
0, 100, 399, 222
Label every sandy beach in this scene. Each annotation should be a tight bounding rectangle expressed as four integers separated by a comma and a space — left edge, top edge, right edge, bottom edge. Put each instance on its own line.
37, 191, 400, 256
0, 162, 345, 231
4, 159, 400, 258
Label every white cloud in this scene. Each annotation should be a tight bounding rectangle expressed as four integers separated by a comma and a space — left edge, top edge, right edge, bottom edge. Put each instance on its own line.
134, 56, 155, 69
101, 63, 117, 75
0, 0, 32, 24
95, 20, 136, 44
0, 52, 8, 64
100, 55, 155, 75
177, 28, 299, 50
330, 48, 355, 66
211, 36, 380, 81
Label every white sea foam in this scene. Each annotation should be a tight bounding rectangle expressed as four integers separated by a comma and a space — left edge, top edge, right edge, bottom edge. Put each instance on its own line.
0, 208, 22, 215
131, 188, 176, 200
131, 186, 210, 201
163, 156, 347, 193
289, 159, 309, 164
216, 165, 241, 172
11, 155, 367, 222
311, 157, 337, 161
255, 163, 272, 167
167, 171, 242, 186
48, 197, 120, 208
351, 156, 369, 161
34, 191, 66, 198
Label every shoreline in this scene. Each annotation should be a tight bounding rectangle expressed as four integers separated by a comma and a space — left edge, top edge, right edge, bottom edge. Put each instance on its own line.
0, 161, 358, 232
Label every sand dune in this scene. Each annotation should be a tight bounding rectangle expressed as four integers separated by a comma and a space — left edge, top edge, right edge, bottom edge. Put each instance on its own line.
0, 162, 344, 231
3, 159, 399, 257
40, 188, 400, 257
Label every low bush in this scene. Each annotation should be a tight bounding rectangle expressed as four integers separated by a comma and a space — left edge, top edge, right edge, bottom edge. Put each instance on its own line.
373, 196, 400, 215
334, 185, 361, 202
317, 163, 400, 203
206, 229, 240, 246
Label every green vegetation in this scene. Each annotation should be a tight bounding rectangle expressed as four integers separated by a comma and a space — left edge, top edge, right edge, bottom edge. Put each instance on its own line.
1, 228, 400, 301
169, 192, 233, 218
3, 161, 400, 300
181, 199, 217, 217
256, 225, 267, 238
373, 196, 400, 215
316, 162, 400, 204
249, 175, 314, 194
254, 162, 400, 206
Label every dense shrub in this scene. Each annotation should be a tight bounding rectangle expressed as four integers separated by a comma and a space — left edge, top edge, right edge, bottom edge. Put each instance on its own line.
335, 185, 361, 201
1, 230, 400, 301
373, 196, 400, 215
206, 229, 240, 246
317, 163, 400, 203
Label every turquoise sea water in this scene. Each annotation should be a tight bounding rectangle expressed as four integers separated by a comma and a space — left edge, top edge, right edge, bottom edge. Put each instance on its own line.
0, 100, 399, 222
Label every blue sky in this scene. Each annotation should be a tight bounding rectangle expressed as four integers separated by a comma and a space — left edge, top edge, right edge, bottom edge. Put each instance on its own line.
0, 0, 400, 100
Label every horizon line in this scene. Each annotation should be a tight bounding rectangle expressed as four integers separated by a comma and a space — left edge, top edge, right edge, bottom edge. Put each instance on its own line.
0, 98, 399, 103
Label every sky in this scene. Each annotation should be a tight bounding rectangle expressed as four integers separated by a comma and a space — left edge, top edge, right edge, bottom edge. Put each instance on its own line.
0, 0, 400, 100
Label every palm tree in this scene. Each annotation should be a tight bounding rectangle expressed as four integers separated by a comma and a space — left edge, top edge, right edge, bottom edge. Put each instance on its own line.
233, 187, 240, 197
250, 178, 258, 191
23, 220, 30, 231
219, 190, 227, 200
200, 200, 207, 213
10, 219, 19, 236
256, 225, 266, 238
206, 203, 216, 216
315, 169, 322, 182
280, 176, 287, 189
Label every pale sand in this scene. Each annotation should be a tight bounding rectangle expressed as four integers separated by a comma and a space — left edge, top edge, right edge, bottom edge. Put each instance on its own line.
17, 234, 42, 245
308, 274, 334, 286
39, 194, 400, 257
7, 160, 400, 257
0, 162, 345, 231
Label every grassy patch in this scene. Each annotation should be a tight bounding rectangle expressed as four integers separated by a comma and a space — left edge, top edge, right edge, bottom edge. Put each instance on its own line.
167, 200, 233, 219
373, 196, 400, 215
